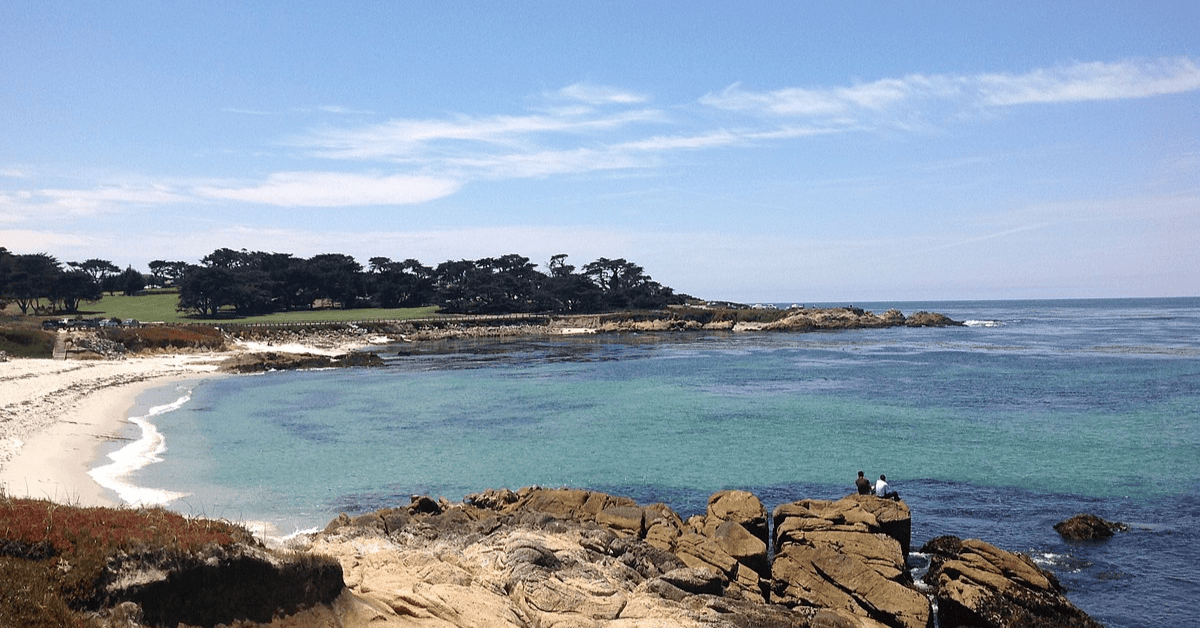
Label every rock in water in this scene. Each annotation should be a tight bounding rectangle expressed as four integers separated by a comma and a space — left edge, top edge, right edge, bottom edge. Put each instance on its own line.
1053, 513, 1128, 541
921, 535, 1104, 628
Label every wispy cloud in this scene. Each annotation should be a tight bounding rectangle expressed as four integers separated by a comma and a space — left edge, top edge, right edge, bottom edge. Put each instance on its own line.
1, 184, 188, 218
299, 108, 665, 162
701, 57, 1200, 118
0, 167, 33, 179
554, 82, 648, 105
10, 59, 1196, 218
193, 171, 461, 207
974, 57, 1200, 105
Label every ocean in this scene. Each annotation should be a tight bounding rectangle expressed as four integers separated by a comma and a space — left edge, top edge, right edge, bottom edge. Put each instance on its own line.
101, 298, 1200, 627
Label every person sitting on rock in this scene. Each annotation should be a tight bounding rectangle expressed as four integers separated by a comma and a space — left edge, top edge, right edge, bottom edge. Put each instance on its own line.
856, 471, 873, 495
875, 474, 899, 500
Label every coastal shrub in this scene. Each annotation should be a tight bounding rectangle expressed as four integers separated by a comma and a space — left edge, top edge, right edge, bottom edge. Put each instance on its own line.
0, 325, 55, 357
0, 498, 254, 625
100, 324, 225, 351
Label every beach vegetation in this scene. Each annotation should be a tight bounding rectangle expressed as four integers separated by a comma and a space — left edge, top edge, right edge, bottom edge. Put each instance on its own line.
0, 321, 56, 357
0, 496, 254, 627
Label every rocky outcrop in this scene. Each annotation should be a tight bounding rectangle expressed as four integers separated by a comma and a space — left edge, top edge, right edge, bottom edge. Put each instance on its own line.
218, 350, 385, 373
54, 486, 1097, 628
921, 536, 1103, 628
98, 542, 344, 628
762, 308, 961, 332
772, 495, 930, 628
903, 311, 962, 327
1053, 513, 1128, 541
302, 490, 877, 628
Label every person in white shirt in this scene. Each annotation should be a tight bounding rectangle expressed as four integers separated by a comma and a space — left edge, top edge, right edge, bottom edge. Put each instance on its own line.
875, 474, 899, 500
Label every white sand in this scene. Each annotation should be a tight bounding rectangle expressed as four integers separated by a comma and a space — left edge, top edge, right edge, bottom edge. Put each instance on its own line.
0, 355, 224, 506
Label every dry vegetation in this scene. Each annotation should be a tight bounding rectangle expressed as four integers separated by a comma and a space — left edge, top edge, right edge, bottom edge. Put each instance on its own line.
0, 496, 254, 628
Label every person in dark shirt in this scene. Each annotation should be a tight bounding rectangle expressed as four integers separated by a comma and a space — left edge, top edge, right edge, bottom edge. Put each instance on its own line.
855, 470, 873, 495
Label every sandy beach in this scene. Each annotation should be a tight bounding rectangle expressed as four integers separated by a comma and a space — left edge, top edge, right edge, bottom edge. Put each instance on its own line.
0, 355, 226, 506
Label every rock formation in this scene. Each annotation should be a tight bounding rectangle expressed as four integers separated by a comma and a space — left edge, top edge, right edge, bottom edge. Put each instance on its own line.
920, 535, 1103, 628
771, 495, 930, 628
8, 486, 1102, 627
296, 489, 885, 628
218, 350, 385, 372
1053, 513, 1128, 541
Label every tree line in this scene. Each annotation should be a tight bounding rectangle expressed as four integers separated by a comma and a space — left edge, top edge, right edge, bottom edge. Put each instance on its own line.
0, 249, 146, 315
0, 247, 685, 317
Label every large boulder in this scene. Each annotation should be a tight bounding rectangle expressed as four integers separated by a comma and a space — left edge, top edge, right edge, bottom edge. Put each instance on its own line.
1053, 513, 1128, 541
772, 495, 930, 628
774, 495, 911, 557
682, 490, 770, 601
921, 536, 1103, 628
702, 489, 770, 545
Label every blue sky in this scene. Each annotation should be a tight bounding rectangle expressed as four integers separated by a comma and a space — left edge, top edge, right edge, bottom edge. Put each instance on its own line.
2, 2, 1198, 302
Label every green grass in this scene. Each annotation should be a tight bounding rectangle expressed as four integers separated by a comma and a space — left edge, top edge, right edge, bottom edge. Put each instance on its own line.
71, 293, 440, 324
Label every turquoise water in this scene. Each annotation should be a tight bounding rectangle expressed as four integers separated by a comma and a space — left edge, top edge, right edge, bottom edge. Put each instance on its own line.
119, 298, 1200, 627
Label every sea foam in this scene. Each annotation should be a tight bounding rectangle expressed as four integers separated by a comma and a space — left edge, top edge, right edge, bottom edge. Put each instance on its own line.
89, 389, 193, 507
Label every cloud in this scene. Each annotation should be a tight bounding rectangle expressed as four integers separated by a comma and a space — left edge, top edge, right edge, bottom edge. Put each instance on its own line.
701, 57, 1200, 119
193, 171, 461, 207
974, 57, 1200, 105
0, 167, 32, 179
554, 82, 648, 105
0, 229, 95, 253
300, 108, 664, 162
0, 184, 188, 218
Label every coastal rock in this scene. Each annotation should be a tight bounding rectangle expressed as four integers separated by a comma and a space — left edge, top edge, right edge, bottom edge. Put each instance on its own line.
494, 486, 641, 521
685, 490, 771, 600
1053, 513, 1128, 541
903, 311, 963, 327
701, 489, 770, 544
218, 350, 384, 373
921, 536, 1103, 628
772, 495, 929, 628
758, 307, 962, 332
99, 542, 344, 627
296, 491, 877, 628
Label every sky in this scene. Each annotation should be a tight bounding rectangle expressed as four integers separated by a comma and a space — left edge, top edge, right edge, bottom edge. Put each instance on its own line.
2, 2, 1198, 303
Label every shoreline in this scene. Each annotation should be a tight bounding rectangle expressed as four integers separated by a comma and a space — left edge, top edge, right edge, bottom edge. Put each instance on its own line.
0, 307, 962, 511
0, 356, 226, 507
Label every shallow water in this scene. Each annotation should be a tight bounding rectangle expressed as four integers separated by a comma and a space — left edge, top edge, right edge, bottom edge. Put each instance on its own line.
115, 298, 1200, 628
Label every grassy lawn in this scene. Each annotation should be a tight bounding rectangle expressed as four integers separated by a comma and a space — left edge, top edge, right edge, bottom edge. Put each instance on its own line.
69, 292, 440, 324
